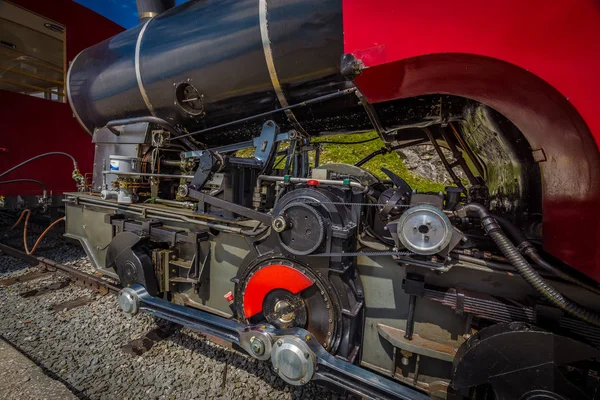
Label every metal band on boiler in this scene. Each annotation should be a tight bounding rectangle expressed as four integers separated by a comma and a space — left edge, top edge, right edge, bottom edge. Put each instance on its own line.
135, 18, 157, 117
259, 0, 307, 135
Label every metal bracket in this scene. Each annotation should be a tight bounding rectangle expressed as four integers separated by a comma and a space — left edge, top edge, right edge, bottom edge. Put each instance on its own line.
182, 131, 289, 159
356, 90, 387, 143
253, 120, 279, 166
377, 323, 457, 362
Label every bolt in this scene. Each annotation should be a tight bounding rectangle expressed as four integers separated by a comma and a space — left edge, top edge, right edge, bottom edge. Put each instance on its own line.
424, 236, 429, 243
305, 335, 311, 341
401, 357, 410, 366
304, 352, 310, 359
249, 336, 265, 356
277, 340, 282, 346
274, 367, 278, 372
300, 379, 305, 384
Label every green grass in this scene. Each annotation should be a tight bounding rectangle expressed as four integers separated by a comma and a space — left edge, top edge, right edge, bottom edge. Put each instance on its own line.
237, 132, 447, 192
314, 132, 446, 192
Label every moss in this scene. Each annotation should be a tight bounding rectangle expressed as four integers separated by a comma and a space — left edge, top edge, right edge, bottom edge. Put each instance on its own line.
314, 132, 446, 192
236, 132, 447, 192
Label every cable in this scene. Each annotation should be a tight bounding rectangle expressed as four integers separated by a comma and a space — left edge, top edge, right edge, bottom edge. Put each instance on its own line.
457, 203, 600, 327
314, 135, 380, 145
493, 215, 600, 296
10, 209, 29, 230
0, 179, 47, 192
12, 209, 65, 255
0, 152, 78, 180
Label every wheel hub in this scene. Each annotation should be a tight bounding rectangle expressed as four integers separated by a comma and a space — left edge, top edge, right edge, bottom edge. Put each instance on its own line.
263, 289, 308, 329
238, 260, 339, 351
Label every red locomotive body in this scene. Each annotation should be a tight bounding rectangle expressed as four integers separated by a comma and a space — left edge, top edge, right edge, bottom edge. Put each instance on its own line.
344, 0, 600, 282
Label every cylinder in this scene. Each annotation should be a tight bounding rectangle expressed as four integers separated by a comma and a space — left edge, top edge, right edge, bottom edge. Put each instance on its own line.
67, 0, 365, 145
136, 0, 175, 21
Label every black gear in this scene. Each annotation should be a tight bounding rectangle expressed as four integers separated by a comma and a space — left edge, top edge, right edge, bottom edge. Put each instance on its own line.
276, 201, 326, 255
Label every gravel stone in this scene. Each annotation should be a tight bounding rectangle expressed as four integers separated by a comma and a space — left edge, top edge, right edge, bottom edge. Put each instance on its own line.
0, 226, 354, 400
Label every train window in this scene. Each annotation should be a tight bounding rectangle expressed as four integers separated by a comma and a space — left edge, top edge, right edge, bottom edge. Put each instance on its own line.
0, 2, 65, 102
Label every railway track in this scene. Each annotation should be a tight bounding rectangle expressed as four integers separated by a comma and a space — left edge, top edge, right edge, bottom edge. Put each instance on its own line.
0, 243, 120, 294
0, 240, 348, 399
0, 243, 198, 356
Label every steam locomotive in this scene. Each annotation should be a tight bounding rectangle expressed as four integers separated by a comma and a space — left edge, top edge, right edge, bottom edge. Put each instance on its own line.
60, 0, 600, 398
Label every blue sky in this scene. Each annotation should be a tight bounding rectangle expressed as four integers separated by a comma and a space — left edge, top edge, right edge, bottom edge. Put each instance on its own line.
74, 0, 187, 28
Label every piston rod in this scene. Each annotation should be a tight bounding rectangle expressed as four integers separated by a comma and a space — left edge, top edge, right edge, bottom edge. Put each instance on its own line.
258, 175, 368, 192
120, 285, 429, 400
102, 171, 194, 179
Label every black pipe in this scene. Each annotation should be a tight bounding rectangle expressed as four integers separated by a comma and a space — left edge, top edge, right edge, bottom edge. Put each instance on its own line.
355, 147, 388, 167
404, 295, 416, 340
423, 128, 466, 190
492, 215, 528, 246
0, 152, 78, 180
457, 203, 600, 327
136, 0, 174, 22
493, 215, 600, 296
354, 139, 429, 167
0, 179, 47, 192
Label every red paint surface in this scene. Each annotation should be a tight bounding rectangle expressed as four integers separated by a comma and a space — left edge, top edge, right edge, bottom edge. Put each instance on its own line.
343, 0, 600, 281
243, 265, 313, 318
0, 0, 123, 197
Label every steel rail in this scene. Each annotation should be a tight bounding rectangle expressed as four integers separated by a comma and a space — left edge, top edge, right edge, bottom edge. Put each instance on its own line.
0, 243, 121, 294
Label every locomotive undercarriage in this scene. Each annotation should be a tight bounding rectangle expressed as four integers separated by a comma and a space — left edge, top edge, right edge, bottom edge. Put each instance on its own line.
63, 94, 600, 399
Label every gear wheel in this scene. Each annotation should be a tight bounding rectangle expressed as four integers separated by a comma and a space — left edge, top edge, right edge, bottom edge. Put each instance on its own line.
236, 258, 339, 352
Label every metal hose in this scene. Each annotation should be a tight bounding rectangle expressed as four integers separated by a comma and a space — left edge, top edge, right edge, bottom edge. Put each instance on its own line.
0, 152, 78, 179
493, 215, 600, 296
457, 203, 600, 327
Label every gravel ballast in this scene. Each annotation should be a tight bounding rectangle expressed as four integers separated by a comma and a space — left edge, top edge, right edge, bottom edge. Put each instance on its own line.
0, 229, 350, 400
